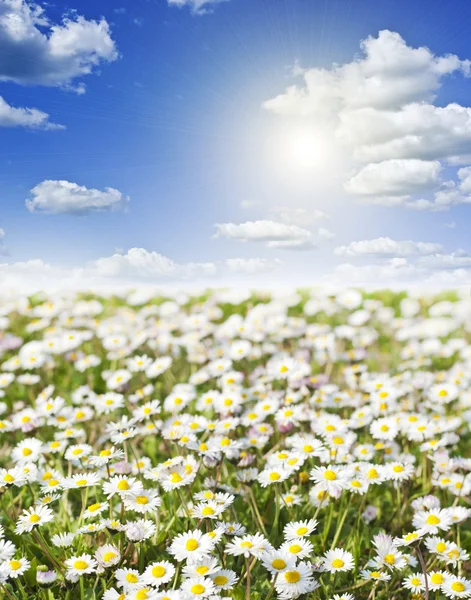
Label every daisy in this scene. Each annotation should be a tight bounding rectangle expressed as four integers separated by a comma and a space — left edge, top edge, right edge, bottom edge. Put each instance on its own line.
210, 569, 238, 590
1, 557, 30, 579
323, 549, 355, 573
64, 554, 97, 582
102, 475, 143, 498
280, 538, 314, 560
115, 568, 143, 591
442, 576, 471, 598
428, 570, 447, 591
225, 533, 271, 558
143, 561, 176, 587
413, 508, 453, 535
275, 561, 318, 598
310, 465, 350, 495
95, 544, 121, 568
123, 489, 161, 514
260, 550, 296, 575
83, 501, 109, 519
169, 530, 215, 563
283, 519, 318, 540
182, 557, 221, 579
403, 573, 425, 592
192, 500, 225, 520
15, 506, 54, 534
180, 576, 216, 598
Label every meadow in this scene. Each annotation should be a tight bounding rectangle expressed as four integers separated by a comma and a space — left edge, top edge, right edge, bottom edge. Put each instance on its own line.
0, 287, 470, 600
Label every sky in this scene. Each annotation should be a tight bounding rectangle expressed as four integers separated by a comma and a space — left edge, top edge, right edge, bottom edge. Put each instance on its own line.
2, 0, 471, 292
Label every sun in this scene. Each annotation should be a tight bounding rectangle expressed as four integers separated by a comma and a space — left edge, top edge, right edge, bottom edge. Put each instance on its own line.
269, 124, 335, 174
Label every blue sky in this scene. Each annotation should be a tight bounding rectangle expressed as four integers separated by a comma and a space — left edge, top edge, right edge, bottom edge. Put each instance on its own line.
2, 0, 471, 291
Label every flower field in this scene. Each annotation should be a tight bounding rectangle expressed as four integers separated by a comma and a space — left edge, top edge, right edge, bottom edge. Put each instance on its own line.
0, 288, 470, 600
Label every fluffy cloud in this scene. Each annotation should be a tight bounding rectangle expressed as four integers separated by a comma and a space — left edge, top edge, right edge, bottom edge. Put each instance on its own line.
26, 180, 129, 215
338, 103, 471, 163
167, 0, 228, 15
264, 30, 469, 116
93, 248, 177, 279
0, 0, 118, 90
0, 96, 64, 130
264, 30, 471, 209
214, 220, 318, 250
92, 248, 281, 279
334, 237, 443, 258
344, 159, 441, 200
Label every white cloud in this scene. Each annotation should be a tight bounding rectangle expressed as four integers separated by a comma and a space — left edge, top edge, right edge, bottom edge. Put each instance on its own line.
344, 159, 441, 199
0, 96, 64, 130
214, 220, 317, 250
92, 248, 177, 278
26, 180, 129, 215
167, 0, 228, 15
90, 248, 281, 280
418, 252, 471, 269
0, 0, 118, 90
0, 248, 282, 294
338, 103, 471, 163
264, 30, 469, 116
264, 30, 471, 210
334, 237, 443, 258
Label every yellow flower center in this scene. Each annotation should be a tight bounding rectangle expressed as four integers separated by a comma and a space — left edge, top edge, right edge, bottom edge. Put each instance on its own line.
332, 559, 344, 569
9, 560, 21, 571
272, 559, 287, 570
324, 470, 337, 480
284, 570, 301, 583
190, 584, 205, 594
296, 527, 308, 536
436, 542, 447, 552
74, 560, 88, 570
103, 552, 117, 562
214, 575, 228, 585
426, 515, 440, 525
152, 565, 166, 577
186, 539, 199, 551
